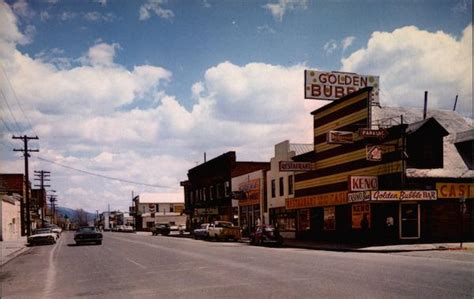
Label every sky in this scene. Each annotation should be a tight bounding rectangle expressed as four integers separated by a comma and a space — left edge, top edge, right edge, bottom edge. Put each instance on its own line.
0, 0, 472, 213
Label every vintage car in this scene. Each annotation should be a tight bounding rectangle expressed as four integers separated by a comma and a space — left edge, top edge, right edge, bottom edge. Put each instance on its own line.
250, 225, 283, 246
152, 223, 171, 236
193, 223, 210, 239
122, 225, 134, 233
74, 226, 103, 245
208, 221, 241, 241
28, 228, 58, 246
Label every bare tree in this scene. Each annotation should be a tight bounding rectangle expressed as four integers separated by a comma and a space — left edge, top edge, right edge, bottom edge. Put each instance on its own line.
74, 209, 89, 227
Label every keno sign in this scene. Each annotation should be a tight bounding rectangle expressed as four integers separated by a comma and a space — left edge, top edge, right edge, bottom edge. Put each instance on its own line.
349, 176, 378, 192
305, 70, 380, 102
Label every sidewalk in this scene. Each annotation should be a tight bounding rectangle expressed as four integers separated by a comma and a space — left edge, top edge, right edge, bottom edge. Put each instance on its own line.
282, 238, 474, 253
1, 237, 29, 266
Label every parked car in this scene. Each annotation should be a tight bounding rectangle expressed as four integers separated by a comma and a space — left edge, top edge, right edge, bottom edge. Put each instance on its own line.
74, 226, 103, 245
45, 224, 62, 237
193, 223, 210, 239
122, 225, 134, 233
27, 228, 58, 246
208, 221, 241, 241
250, 225, 283, 246
152, 223, 171, 236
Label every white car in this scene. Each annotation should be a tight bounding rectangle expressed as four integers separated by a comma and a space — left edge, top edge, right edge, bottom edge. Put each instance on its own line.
28, 228, 58, 246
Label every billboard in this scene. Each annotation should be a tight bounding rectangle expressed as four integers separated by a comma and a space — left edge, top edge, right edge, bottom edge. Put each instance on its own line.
305, 70, 379, 102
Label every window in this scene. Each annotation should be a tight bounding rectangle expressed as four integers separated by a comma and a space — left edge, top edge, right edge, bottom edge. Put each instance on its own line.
216, 183, 222, 199
271, 179, 276, 198
224, 181, 231, 196
203, 188, 207, 201
169, 205, 174, 212
210, 186, 214, 200
279, 177, 284, 196
288, 175, 294, 195
156, 204, 159, 212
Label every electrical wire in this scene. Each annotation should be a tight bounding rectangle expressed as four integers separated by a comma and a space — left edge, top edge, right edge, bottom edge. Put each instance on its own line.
0, 89, 23, 134
36, 156, 178, 189
0, 64, 39, 138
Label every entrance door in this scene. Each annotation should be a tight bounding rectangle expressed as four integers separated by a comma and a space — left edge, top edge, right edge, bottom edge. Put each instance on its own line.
400, 203, 420, 239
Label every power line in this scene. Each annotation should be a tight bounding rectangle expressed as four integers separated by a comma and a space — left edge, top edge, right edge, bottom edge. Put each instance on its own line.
36, 156, 177, 189
0, 64, 39, 137
0, 89, 23, 134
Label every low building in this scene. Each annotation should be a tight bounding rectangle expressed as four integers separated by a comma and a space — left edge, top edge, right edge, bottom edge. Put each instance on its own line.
0, 193, 22, 241
266, 141, 313, 238
133, 193, 185, 231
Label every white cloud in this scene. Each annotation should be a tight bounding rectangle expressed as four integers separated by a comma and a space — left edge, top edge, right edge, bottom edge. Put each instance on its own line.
263, 0, 308, 22
341, 36, 355, 51
342, 25, 473, 117
323, 40, 337, 54
83, 11, 115, 22
257, 24, 276, 34
139, 0, 174, 21
12, 0, 35, 18
84, 42, 119, 66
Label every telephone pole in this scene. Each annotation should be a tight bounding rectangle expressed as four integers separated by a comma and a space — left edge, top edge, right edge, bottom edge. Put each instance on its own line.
34, 170, 51, 225
48, 194, 57, 225
13, 135, 39, 236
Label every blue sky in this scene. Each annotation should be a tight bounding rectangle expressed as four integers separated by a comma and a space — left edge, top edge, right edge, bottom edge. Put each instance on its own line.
0, 0, 472, 212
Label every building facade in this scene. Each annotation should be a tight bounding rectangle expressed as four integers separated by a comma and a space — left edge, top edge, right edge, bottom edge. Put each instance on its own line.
266, 141, 312, 238
132, 193, 185, 231
0, 193, 22, 241
288, 87, 473, 243
181, 151, 269, 231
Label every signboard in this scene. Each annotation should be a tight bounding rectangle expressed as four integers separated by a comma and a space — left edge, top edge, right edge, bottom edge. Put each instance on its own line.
327, 131, 354, 144
148, 204, 156, 212
359, 128, 388, 139
347, 191, 371, 203
238, 179, 261, 206
352, 203, 371, 229
196, 208, 219, 215
279, 161, 313, 172
286, 191, 347, 209
349, 176, 378, 191
371, 190, 437, 201
305, 70, 379, 102
436, 183, 473, 199
367, 145, 382, 161
323, 206, 336, 231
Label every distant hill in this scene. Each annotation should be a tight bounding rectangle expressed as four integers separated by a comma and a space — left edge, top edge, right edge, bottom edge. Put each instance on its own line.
56, 206, 95, 221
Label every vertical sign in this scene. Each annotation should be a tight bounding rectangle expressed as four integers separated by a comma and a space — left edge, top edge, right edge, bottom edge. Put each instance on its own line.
352, 203, 371, 229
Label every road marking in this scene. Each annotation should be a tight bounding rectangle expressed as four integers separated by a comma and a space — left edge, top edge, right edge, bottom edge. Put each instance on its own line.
104, 246, 147, 269
43, 236, 62, 298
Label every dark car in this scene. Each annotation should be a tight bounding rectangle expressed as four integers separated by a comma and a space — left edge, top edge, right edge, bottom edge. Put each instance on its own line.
193, 223, 210, 240
74, 226, 103, 245
250, 225, 283, 246
152, 223, 170, 236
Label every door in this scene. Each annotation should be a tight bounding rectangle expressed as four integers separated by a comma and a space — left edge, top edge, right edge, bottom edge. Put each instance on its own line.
400, 203, 420, 239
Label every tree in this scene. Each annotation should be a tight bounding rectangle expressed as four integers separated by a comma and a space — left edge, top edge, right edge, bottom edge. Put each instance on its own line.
74, 209, 89, 227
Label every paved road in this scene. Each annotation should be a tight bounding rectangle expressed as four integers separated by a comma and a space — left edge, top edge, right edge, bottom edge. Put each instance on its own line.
1, 232, 473, 298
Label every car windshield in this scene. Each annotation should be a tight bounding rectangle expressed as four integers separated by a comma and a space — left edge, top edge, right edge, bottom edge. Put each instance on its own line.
201, 224, 209, 229
33, 228, 51, 235
264, 227, 275, 232
216, 222, 232, 228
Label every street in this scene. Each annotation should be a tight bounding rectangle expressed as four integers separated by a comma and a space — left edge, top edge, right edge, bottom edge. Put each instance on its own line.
1, 232, 473, 298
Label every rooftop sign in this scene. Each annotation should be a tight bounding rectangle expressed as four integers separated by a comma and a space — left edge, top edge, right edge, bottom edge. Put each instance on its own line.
279, 161, 313, 172
305, 70, 379, 102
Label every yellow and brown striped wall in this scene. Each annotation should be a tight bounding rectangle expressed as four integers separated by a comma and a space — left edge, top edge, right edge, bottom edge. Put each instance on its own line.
288, 87, 405, 209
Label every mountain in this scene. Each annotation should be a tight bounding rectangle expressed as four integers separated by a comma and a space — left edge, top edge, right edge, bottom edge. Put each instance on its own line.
56, 206, 96, 221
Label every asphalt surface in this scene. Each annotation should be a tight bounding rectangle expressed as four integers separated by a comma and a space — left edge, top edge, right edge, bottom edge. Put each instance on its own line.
1, 232, 473, 298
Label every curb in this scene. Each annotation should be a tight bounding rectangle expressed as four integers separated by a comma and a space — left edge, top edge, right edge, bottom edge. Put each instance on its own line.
1, 246, 30, 266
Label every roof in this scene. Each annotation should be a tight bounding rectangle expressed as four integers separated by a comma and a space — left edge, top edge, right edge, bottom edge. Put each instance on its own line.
406, 117, 449, 136
138, 192, 184, 204
455, 129, 474, 144
373, 106, 473, 178
289, 143, 313, 156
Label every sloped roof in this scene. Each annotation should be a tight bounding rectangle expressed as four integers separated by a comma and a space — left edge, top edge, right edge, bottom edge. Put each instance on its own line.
138, 192, 184, 204
289, 143, 313, 156
406, 117, 449, 136
373, 106, 473, 178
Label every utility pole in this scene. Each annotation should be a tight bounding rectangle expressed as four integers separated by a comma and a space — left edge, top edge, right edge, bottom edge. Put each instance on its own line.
13, 135, 39, 236
48, 193, 57, 225
34, 170, 51, 225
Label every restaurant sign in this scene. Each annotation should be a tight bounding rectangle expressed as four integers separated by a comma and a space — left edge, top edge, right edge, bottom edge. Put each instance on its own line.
327, 131, 354, 144
366, 145, 383, 161
286, 191, 347, 209
279, 161, 313, 172
436, 183, 473, 199
371, 190, 437, 201
305, 70, 380, 102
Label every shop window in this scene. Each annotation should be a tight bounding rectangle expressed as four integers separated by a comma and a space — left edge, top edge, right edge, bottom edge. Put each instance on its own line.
298, 209, 310, 231
170, 206, 174, 213
288, 175, 294, 195
271, 179, 276, 198
279, 177, 284, 196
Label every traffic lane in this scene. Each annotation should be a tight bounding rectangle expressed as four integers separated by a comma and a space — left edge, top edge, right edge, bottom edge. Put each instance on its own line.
1, 234, 65, 298
104, 233, 474, 298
